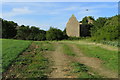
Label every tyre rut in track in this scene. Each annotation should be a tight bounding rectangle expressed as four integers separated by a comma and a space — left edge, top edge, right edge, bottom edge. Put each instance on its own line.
65, 43, 118, 78
48, 43, 76, 78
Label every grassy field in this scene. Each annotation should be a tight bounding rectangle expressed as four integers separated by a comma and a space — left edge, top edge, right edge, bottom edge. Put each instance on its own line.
76, 43, 118, 72
2, 39, 31, 72
64, 40, 118, 73
2, 39, 118, 78
2, 40, 55, 78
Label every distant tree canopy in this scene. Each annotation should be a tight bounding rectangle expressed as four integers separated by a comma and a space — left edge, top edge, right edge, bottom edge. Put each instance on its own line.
82, 16, 95, 24
63, 28, 68, 39
16, 25, 46, 41
91, 15, 119, 41
0, 18, 2, 38
80, 16, 94, 37
82, 16, 88, 24
2, 19, 18, 38
1, 15, 119, 41
46, 27, 64, 40
16, 25, 30, 40
1, 18, 66, 41
90, 17, 108, 36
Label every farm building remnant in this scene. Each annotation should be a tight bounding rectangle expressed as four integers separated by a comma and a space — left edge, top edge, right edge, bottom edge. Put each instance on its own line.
66, 14, 93, 37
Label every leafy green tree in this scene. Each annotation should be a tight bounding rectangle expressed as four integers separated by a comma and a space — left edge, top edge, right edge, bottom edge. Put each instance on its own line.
34, 33, 46, 41
46, 27, 64, 40
2, 19, 18, 38
0, 18, 2, 38
82, 16, 88, 24
82, 16, 94, 24
91, 15, 119, 41
16, 25, 30, 40
38, 30, 46, 41
27, 26, 40, 40
33, 30, 46, 41
16, 25, 46, 41
63, 28, 68, 39
90, 17, 107, 36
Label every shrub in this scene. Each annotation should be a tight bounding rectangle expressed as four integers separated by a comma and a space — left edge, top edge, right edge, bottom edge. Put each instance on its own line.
46, 27, 64, 40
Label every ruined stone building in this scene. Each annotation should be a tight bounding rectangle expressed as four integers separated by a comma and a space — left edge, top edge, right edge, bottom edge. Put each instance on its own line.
66, 15, 93, 37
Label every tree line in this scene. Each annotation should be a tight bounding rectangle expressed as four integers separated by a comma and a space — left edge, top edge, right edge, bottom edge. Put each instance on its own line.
1, 18, 68, 41
1, 15, 119, 41
78, 15, 119, 41
90, 15, 119, 41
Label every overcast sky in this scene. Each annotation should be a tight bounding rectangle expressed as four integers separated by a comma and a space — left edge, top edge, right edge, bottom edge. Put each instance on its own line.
1, 2, 118, 30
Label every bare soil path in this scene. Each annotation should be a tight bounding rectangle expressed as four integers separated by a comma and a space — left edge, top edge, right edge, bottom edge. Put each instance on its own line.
3, 41, 118, 78
65, 43, 118, 78
48, 42, 75, 78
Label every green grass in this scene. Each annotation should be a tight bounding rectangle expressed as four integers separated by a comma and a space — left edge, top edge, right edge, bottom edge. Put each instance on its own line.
0, 39, 2, 79
12, 47, 49, 78
3, 41, 53, 78
62, 44, 75, 56
2, 39, 31, 72
70, 62, 101, 78
34, 41, 55, 51
75, 43, 118, 72
100, 40, 119, 47
2, 39, 118, 78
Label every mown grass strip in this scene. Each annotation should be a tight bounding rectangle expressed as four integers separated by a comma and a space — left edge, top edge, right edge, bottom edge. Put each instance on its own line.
76, 43, 118, 72
62, 44, 75, 56
2, 39, 32, 72
70, 62, 102, 78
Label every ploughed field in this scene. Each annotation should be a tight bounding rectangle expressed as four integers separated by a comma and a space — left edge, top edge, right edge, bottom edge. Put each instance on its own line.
2, 39, 118, 79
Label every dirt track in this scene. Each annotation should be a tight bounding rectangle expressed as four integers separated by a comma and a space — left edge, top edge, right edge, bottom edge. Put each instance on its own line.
47, 42, 118, 78
65, 43, 118, 78
3, 41, 118, 78
48, 43, 76, 78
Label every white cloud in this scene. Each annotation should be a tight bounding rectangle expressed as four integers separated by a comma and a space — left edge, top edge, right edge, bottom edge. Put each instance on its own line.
12, 7, 30, 13
3, 7, 33, 18
63, 6, 78, 11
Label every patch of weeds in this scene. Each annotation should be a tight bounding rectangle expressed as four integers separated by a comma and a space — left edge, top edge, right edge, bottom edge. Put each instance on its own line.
34, 41, 55, 51
70, 62, 101, 78
22, 53, 49, 78
71, 62, 88, 73
63, 44, 75, 56
26, 49, 32, 52
15, 58, 32, 65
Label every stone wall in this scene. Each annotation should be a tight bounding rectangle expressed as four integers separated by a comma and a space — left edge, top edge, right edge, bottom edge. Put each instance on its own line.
66, 15, 80, 37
